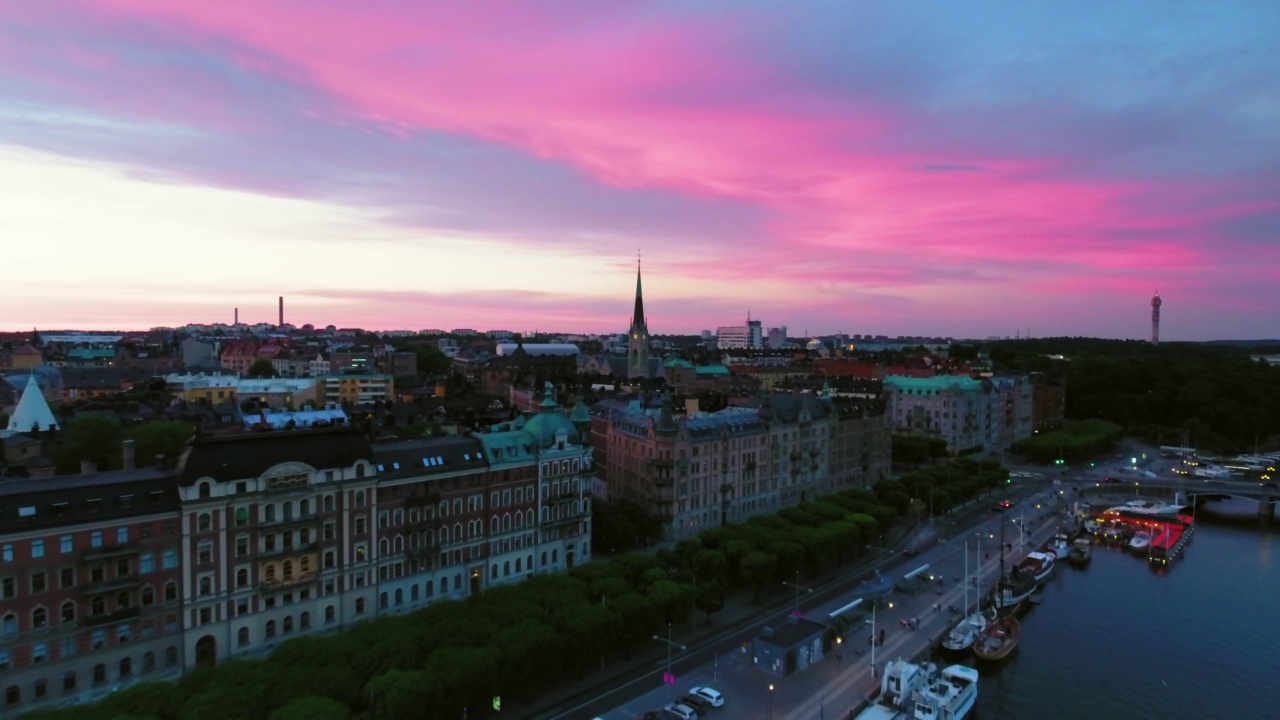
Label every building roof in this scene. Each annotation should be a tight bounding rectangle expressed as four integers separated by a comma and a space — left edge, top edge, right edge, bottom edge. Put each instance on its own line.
476, 430, 538, 466
883, 374, 981, 393
7, 374, 60, 432
177, 428, 374, 485
0, 467, 178, 532
242, 407, 348, 430
67, 347, 117, 360
373, 434, 491, 480
520, 386, 581, 450
495, 343, 580, 356
694, 365, 731, 376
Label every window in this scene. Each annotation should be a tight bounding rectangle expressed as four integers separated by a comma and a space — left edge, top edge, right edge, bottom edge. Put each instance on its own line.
236, 537, 248, 556
198, 513, 212, 532
162, 549, 177, 570
1, 544, 11, 562
355, 597, 365, 614
166, 646, 178, 666
355, 546, 366, 562
300, 611, 310, 629
1, 578, 12, 599
1, 613, 15, 637
34, 679, 46, 699
32, 641, 47, 663
199, 482, 211, 499
117, 624, 131, 643
62, 672, 75, 692
198, 542, 212, 565
60, 535, 73, 553
5, 685, 18, 707
164, 582, 177, 602
117, 527, 129, 544
266, 620, 276, 638
91, 531, 103, 548
92, 597, 105, 615
116, 558, 130, 577
324, 495, 334, 513
199, 577, 212, 596
139, 553, 154, 573
238, 627, 249, 646
93, 663, 107, 684
235, 507, 249, 526
283, 616, 293, 633
354, 516, 366, 535
30, 572, 46, 594
61, 601, 76, 623
31, 539, 44, 558
236, 568, 248, 587
354, 489, 366, 507
141, 586, 154, 606
324, 551, 335, 570
61, 636, 76, 658
119, 657, 132, 677
143, 651, 155, 671
324, 605, 335, 624
117, 590, 131, 609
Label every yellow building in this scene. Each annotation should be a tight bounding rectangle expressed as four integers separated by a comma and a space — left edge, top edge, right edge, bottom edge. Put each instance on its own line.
318, 373, 394, 406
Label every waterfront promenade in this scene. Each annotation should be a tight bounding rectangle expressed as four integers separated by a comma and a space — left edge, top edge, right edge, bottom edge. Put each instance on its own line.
557, 487, 1071, 720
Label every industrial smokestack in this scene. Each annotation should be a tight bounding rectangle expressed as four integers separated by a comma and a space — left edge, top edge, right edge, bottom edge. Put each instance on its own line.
122, 439, 136, 471
278, 296, 284, 326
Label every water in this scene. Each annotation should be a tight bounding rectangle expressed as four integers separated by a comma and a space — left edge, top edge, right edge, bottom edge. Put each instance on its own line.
958, 501, 1278, 719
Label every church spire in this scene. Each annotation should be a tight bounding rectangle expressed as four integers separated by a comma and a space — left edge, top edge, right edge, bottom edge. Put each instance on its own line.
632, 253, 645, 327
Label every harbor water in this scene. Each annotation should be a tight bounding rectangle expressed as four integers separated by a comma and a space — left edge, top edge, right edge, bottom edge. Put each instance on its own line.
960, 500, 1279, 719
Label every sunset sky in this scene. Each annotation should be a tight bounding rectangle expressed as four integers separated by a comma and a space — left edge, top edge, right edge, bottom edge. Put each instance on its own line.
2, 1, 1278, 340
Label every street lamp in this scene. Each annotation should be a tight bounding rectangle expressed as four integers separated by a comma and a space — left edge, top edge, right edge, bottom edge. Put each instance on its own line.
835, 636, 842, 668
781, 570, 813, 617
651, 622, 686, 686
767, 683, 775, 720
870, 600, 893, 676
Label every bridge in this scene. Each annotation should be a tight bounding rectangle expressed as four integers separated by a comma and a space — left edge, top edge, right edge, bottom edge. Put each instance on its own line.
1083, 475, 1279, 517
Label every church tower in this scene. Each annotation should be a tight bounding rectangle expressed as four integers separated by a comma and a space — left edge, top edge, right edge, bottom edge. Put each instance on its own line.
627, 257, 650, 379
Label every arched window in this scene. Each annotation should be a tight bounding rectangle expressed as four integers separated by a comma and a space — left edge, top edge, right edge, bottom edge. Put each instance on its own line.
503, 513, 512, 531
32, 607, 47, 629
264, 504, 276, 522
283, 501, 293, 521
491, 565, 498, 579
197, 512, 211, 532
490, 517, 499, 534
164, 582, 177, 602
199, 482, 211, 499
165, 646, 178, 666
141, 586, 155, 606
393, 535, 404, 553
378, 538, 389, 556
440, 527, 450, 544
515, 558, 522, 573
323, 495, 334, 513
143, 651, 155, 671
355, 598, 365, 614
540, 551, 547, 567
503, 561, 510, 577
527, 554, 533, 572
411, 585, 420, 601
454, 523, 463, 540
440, 576, 448, 593
354, 489, 366, 506
61, 601, 76, 623
516, 512, 524, 529
527, 509, 535, 527
552, 549, 558, 563
199, 577, 211, 596
283, 616, 293, 633
265, 620, 276, 638
324, 551, 335, 569
426, 580, 434, 596
238, 627, 249, 647
236, 569, 248, 587
379, 592, 388, 609
2, 613, 16, 636
356, 465, 366, 479
324, 605, 335, 624
300, 499, 310, 516
93, 663, 106, 684
439, 500, 448, 517
300, 611, 310, 629
119, 657, 131, 677
394, 588, 403, 605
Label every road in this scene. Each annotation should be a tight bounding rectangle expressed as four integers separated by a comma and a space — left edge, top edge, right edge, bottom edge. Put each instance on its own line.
578, 487, 1073, 720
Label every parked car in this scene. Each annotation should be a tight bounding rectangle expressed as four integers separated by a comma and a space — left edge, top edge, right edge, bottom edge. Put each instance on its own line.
664, 703, 699, 720
677, 694, 709, 713
689, 686, 725, 708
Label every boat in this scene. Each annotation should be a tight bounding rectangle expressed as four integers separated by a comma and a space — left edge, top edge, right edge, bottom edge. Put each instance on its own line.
853, 659, 979, 720
1083, 519, 1100, 534
1014, 551, 1055, 583
1100, 526, 1124, 544
1068, 538, 1092, 566
1044, 536, 1071, 561
972, 614, 1020, 661
992, 574, 1036, 609
941, 540, 989, 655
1128, 530, 1152, 553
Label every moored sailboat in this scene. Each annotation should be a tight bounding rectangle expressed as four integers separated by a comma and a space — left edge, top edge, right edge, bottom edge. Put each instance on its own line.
972, 614, 1021, 661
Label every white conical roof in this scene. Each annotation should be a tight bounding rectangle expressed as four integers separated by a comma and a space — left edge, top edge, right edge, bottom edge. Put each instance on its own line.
8, 374, 59, 433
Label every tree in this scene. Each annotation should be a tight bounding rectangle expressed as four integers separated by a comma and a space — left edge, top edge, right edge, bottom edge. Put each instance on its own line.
126, 420, 194, 468
246, 358, 279, 378
693, 579, 726, 626
740, 551, 777, 604
415, 346, 453, 376
268, 695, 350, 720
53, 414, 124, 474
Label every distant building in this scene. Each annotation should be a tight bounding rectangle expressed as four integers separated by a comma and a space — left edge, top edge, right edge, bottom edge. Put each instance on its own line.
717, 317, 763, 350
627, 261, 652, 379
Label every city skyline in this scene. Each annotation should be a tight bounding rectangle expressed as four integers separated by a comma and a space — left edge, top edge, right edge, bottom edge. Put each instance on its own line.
2, 2, 1278, 339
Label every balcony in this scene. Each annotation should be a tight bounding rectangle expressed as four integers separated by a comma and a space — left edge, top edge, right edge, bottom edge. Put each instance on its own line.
81, 543, 140, 562
258, 571, 318, 592
82, 574, 143, 594
258, 541, 318, 560
80, 606, 141, 628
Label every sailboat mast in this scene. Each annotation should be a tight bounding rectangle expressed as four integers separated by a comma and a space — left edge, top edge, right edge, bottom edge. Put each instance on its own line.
963, 540, 969, 615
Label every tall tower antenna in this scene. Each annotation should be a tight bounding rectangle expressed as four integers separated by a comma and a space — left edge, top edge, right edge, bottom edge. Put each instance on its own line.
627, 252, 650, 380
1151, 290, 1162, 345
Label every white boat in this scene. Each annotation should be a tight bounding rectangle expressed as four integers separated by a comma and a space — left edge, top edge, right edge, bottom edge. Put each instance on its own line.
1045, 537, 1071, 560
855, 659, 978, 720
1014, 551, 1055, 583
941, 610, 993, 654
1128, 531, 1152, 553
